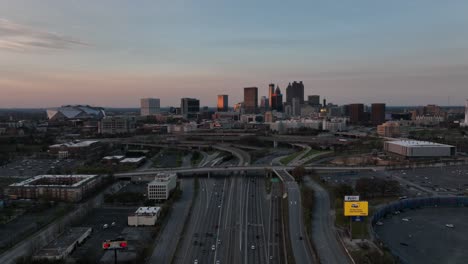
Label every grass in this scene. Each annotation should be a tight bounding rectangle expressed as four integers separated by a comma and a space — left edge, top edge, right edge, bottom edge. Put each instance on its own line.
280, 149, 306, 165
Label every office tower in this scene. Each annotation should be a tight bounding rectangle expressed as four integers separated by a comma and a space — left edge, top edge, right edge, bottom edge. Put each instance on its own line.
292, 98, 301, 117
463, 99, 468, 126
268, 83, 275, 109
260, 96, 269, 111
349, 103, 365, 124
371, 103, 386, 125
270, 85, 283, 112
217, 95, 228, 112
244, 87, 258, 114
285, 81, 304, 104
181, 98, 200, 118
308, 95, 320, 106
140, 98, 160, 116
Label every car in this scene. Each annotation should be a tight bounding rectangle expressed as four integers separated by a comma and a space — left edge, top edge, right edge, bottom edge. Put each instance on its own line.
194, 260, 198, 264
251, 245, 255, 250
216, 260, 220, 264
446, 224, 455, 228
376, 221, 384, 226
402, 218, 410, 222
111, 222, 116, 226
103, 224, 109, 229
211, 245, 216, 251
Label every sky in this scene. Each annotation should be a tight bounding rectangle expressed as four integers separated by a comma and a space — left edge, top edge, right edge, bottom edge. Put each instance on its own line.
1, 0, 468, 108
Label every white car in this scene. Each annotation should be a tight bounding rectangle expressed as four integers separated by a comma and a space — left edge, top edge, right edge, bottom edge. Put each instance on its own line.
445, 224, 455, 228
194, 260, 198, 264
211, 245, 216, 251
376, 221, 384, 226
103, 224, 109, 229
402, 218, 410, 222
251, 245, 255, 250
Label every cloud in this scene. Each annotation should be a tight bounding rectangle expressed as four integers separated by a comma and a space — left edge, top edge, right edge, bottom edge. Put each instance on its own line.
0, 18, 89, 52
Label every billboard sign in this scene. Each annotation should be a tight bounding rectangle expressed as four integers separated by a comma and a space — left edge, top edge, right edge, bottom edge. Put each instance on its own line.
344, 201, 368, 216
103, 240, 128, 250
344, 195, 360, 201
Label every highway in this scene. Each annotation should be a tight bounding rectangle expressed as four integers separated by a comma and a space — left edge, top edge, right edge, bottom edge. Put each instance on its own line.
174, 175, 274, 264
304, 176, 351, 264
274, 169, 315, 264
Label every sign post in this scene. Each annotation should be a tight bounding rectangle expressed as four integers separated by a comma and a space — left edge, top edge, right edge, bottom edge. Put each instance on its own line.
344, 198, 368, 240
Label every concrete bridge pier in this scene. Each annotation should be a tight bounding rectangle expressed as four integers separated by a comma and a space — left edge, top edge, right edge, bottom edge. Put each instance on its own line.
273, 140, 278, 148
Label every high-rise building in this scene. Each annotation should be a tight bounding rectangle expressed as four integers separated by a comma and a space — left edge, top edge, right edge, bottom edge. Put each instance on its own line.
465, 99, 468, 125
308, 95, 320, 106
349, 104, 365, 124
292, 98, 301, 117
180, 98, 200, 118
268, 83, 275, 109
140, 98, 160, 116
270, 86, 283, 112
244, 87, 258, 114
260, 96, 269, 111
286, 81, 304, 104
371, 103, 386, 125
217, 95, 228, 112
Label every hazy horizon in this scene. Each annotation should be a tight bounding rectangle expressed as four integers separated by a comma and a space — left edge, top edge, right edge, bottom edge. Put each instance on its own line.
1, 1, 468, 108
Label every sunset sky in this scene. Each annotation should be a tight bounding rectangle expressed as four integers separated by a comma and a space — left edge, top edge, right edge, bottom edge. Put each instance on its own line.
1, 0, 468, 108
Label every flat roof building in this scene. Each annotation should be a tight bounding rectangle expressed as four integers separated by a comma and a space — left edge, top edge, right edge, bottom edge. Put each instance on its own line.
147, 173, 177, 200
6, 175, 101, 202
384, 140, 455, 157
49, 140, 103, 159
140, 98, 160, 116
244, 87, 258, 114
128, 207, 161, 226
217, 95, 228, 112
181, 98, 200, 119
34, 227, 92, 260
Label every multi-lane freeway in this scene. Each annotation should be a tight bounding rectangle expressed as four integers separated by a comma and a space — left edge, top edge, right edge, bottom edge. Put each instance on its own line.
175, 175, 281, 264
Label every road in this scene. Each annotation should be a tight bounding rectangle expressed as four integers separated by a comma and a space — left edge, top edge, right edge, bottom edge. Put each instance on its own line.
304, 176, 351, 264
148, 178, 194, 264
274, 169, 315, 264
174, 175, 275, 264
213, 144, 251, 166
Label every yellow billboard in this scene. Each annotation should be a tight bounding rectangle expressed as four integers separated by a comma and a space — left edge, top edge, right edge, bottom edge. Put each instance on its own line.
344, 201, 368, 216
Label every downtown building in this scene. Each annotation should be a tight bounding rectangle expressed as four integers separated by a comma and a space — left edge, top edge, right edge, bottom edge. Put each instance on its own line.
217, 95, 228, 112
270, 85, 283, 112
244, 87, 258, 114
140, 98, 160, 116
181, 98, 200, 119
371, 103, 386, 125
462, 99, 468, 127
285, 81, 304, 104
98, 116, 136, 135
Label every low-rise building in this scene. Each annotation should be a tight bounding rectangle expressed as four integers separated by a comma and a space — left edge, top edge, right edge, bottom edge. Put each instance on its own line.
384, 140, 455, 158
377, 121, 401, 137
120, 157, 146, 168
33, 227, 92, 260
6, 175, 101, 202
128, 207, 161, 226
98, 116, 136, 135
49, 140, 102, 159
147, 173, 177, 200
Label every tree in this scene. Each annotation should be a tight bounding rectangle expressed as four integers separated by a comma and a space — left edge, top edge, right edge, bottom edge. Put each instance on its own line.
334, 184, 354, 199
292, 166, 305, 183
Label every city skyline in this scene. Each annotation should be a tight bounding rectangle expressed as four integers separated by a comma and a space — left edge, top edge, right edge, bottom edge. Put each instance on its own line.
1, 1, 468, 107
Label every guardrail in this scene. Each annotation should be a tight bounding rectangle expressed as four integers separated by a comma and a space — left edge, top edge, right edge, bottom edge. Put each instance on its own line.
369, 196, 468, 264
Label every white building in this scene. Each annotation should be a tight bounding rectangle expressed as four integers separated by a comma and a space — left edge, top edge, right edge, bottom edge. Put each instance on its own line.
140, 98, 160, 116
323, 118, 347, 132
384, 140, 455, 157
462, 99, 468, 127
147, 173, 177, 200
98, 116, 136, 134
128, 207, 161, 226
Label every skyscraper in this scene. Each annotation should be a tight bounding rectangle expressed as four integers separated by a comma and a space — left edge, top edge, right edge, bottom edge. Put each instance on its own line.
308, 95, 320, 106
285, 81, 304, 104
217, 95, 228, 112
371, 103, 386, 125
260, 96, 269, 111
349, 103, 365, 124
181, 98, 200, 118
292, 98, 301, 117
140, 98, 160, 116
244, 87, 258, 114
268, 83, 275, 109
270, 85, 283, 112
464, 99, 468, 126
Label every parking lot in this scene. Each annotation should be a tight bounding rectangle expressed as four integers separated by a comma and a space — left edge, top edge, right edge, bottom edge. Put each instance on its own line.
70, 207, 138, 262
0, 158, 82, 178
375, 207, 468, 264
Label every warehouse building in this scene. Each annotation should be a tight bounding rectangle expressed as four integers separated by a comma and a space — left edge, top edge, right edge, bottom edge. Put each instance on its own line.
33, 227, 92, 260
147, 173, 177, 200
384, 140, 455, 158
49, 140, 103, 159
6, 175, 101, 202
128, 207, 161, 226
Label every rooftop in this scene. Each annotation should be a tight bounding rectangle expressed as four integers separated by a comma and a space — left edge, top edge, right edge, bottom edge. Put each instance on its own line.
388, 140, 454, 148
50, 140, 99, 148
10, 175, 98, 188
34, 227, 91, 258
134, 207, 161, 215
120, 157, 146, 163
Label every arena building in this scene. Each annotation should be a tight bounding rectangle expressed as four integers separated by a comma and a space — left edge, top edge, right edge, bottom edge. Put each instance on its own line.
384, 140, 455, 158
